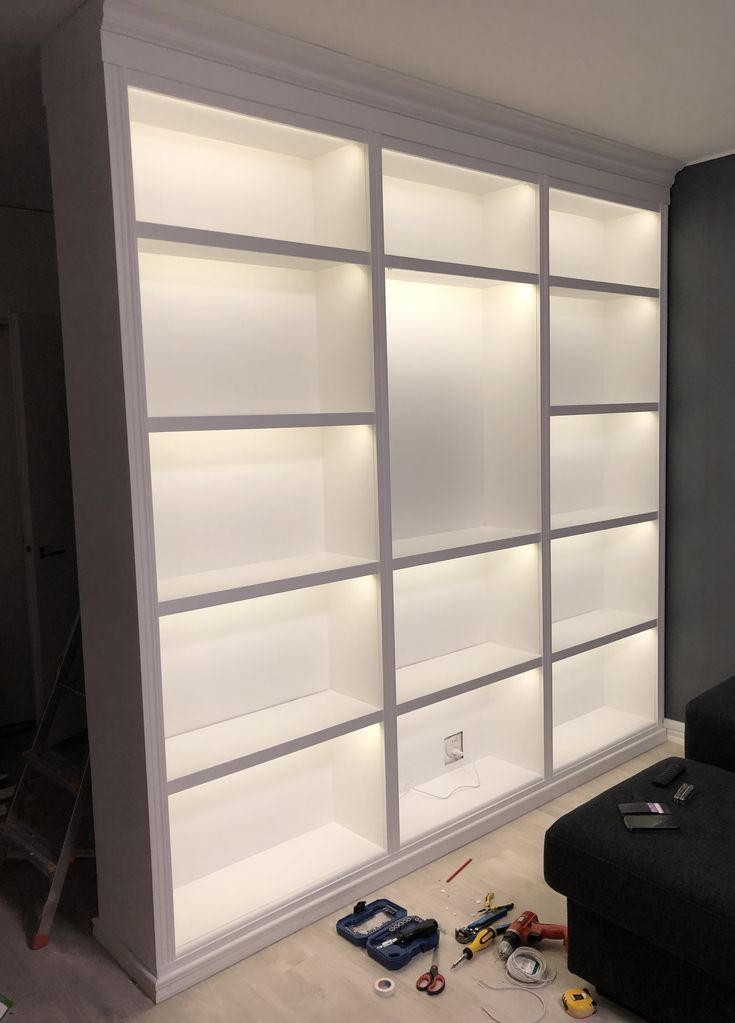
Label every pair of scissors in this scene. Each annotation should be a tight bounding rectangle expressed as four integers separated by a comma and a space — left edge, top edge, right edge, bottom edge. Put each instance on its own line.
416, 946, 445, 996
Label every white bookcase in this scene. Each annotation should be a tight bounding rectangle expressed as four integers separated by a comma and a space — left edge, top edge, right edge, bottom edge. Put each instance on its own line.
42, 0, 672, 1001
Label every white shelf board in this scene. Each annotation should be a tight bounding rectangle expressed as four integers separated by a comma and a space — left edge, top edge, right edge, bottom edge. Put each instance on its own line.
550, 403, 658, 417
548, 275, 659, 299
166, 690, 379, 783
173, 822, 384, 949
149, 413, 375, 432
137, 222, 370, 267
552, 609, 656, 655
397, 641, 538, 707
385, 254, 537, 285
157, 552, 375, 608
550, 506, 657, 533
393, 524, 537, 562
554, 706, 655, 772
400, 753, 541, 845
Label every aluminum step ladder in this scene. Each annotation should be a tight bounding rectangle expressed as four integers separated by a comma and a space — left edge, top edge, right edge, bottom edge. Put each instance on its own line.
0, 613, 92, 949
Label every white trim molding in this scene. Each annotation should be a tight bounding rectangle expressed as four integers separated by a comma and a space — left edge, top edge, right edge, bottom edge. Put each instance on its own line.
664, 718, 685, 746
95, 0, 680, 191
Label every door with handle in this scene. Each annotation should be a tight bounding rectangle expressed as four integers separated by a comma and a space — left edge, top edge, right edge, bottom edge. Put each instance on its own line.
10, 313, 79, 718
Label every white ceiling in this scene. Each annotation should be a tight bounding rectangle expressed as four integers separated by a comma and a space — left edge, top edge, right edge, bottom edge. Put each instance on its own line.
4, 0, 735, 165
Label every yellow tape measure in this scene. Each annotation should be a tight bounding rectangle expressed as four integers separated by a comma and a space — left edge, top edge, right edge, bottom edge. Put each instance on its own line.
561, 988, 597, 1018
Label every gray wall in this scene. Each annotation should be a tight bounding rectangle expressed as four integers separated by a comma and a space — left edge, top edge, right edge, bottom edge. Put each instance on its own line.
0, 45, 61, 726
666, 154, 735, 721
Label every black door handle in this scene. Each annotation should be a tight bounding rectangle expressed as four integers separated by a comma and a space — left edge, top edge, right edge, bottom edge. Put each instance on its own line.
39, 546, 68, 559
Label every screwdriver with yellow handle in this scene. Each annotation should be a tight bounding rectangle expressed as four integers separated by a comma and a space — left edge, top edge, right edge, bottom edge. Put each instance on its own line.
451, 924, 508, 968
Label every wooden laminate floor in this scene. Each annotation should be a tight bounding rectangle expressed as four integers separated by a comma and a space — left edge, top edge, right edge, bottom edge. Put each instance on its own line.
0, 742, 679, 1022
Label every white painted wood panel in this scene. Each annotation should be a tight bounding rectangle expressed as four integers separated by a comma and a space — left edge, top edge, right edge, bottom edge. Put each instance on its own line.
550, 412, 659, 528
386, 273, 538, 551
393, 546, 539, 704
149, 426, 377, 600
129, 88, 368, 249
398, 670, 543, 842
551, 521, 658, 651
169, 726, 385, 947
553, 630, 658, 770
549, 190, 660, 289
550, 289, 659, 406
383, 150, 537, 272
139, 244, 373, 416
160, 575, 381, 780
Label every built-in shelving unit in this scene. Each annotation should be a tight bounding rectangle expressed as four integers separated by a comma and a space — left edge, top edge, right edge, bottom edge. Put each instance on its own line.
169, 726, 386, 948
553, 631, 658, 770
394, 546, 540, 707
550, 411, 659, 531
43, 6, 669, 997
551, 522, 658, 656
398, 671, 543, 844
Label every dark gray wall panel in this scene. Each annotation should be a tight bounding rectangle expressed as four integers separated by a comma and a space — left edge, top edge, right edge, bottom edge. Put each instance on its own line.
667, 155, 735, 721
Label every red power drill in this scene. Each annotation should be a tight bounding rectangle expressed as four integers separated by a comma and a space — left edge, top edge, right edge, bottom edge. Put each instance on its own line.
497, 910, 568, 961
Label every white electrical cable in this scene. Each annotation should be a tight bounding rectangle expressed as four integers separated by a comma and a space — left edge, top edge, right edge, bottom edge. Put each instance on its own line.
477, 950, 556, 1023
400, 756, 482, 800
479, 986, 545, 1023
505, 947, 557, 987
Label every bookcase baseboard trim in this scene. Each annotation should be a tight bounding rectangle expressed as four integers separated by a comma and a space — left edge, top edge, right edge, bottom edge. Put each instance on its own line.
141, 726, 666, 1002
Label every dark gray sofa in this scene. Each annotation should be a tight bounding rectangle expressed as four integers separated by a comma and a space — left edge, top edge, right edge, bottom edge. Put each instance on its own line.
544, 677, 735, 1022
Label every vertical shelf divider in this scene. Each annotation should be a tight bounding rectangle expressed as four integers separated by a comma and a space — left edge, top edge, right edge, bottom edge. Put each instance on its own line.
538, 176, 554, 781
105, 65, 177, 965
657, 204, 669, 727
368, 137, 400, 854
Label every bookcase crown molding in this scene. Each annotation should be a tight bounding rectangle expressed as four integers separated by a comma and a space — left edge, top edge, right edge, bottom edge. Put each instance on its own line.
50, 0, 680, 192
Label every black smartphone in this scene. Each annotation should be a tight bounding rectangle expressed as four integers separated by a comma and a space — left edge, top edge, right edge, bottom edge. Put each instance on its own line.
618, 801, 672, 816
623, 814, 679, 831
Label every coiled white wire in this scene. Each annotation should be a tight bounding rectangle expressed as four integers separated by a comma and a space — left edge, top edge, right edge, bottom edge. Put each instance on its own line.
477, 949, 556, 1023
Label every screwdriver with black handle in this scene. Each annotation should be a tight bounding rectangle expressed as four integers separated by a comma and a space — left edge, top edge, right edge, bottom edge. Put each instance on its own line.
451, 924, 507, 968
375, 918, 438, 948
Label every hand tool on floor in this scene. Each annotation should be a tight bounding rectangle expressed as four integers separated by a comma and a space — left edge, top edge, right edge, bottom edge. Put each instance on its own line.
416, 945, 445, 995
455, 902, 513, 943
451, 925, 503, 967
562, 987, 598, 1017
375, 917, 438, 949
497, 910, 568, 961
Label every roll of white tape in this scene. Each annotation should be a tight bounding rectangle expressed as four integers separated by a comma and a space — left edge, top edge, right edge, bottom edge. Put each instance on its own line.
374, 977, 396, 997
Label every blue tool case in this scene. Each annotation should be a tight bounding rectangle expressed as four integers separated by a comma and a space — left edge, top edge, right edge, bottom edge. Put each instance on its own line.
335, 899, 406, 946
366, 915, 439, 971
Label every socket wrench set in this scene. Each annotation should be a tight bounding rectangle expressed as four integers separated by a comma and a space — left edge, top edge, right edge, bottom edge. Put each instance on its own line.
336, 900, 439, 970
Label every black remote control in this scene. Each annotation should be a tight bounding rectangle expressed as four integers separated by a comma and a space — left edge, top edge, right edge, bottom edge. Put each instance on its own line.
652, 758, 686, 788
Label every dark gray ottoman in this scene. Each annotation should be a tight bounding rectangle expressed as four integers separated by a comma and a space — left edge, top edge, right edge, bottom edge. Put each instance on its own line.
545, 755, 735, 1023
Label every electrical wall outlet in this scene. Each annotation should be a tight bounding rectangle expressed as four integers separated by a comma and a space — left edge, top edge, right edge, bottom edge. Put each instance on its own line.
444, 731, 464, 765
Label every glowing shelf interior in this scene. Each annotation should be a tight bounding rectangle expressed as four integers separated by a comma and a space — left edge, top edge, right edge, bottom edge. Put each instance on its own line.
553, 631, 658, 771
554, 706, 655, 771
551, 522, 658, 652
552, 609, 654, 653
549, 189, 660, 289
550, 413, 659, 528
174, 822, 383, 948
550, 288, 659, 406
169, 727, 385, 947
138, 241, 373, 417
387, 272, 538, 546
398, 671, 542, 843
383, 149, 537, 272
129, 87, 368, 249
150, 426, 376, 601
